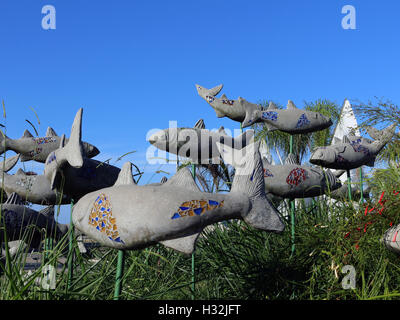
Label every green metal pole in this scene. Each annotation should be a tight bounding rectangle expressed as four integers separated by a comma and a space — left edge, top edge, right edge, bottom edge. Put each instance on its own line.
289, 135, 295, 256
114, 249, 125, 300
191, 163, 196, 300
67, 199, 74, 290
359, 167, 364, 203
346, 170, 352, 202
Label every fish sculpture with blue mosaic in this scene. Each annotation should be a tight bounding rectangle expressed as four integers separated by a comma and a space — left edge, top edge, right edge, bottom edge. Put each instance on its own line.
310, 124, 396, 170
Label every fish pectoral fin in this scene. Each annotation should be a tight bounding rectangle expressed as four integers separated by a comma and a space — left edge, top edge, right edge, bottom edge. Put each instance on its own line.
366, 157, 376, 167
214, 108, 225, 118
22, 129, 34, 138
159, 232, 201, 255
20, 154, 33, 162
164, 167, 200, 191
264, 123, 278, 132
46, 127, 58, 137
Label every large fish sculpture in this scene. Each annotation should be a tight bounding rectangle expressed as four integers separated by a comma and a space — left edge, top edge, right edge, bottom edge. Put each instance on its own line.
148, 119, 254, 164
310, 124, 396, 170
262, 153, 342, 200
43, 109, 125, 201
241, 100, 333, 133
0, 154, 72, 205
0, 126, 100, 163
71, 141, 285, 255
0, 192, 68, 249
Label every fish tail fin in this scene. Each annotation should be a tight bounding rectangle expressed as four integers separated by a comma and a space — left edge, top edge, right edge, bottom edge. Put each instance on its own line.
370, 123, 397, 153
216, 141, 285, 232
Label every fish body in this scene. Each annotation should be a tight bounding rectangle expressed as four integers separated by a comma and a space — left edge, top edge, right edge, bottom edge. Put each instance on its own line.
72, 139, 285, 254
148, 120, 254, 164
0, 193, 68, 248
242, 100, 333, 134
310, 124, 396, 170
262, 154, 341, 199
0, 127, 99, 163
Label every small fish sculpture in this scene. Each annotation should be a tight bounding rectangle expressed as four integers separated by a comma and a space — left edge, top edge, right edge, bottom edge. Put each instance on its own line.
43, 109, 127, 201
0, 126, 100, 163
148, 119, 254, 164
262, 153, 342, 200
196, 84, 332, 134
242, 100, 333, 133
0, 193, 68, 249
310, 124, 396, 170
71, 141, 285, 255
0, 154, 72, 205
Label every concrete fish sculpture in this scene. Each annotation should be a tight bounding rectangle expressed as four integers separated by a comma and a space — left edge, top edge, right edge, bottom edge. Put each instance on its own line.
242, 100, 333, 133
0, 126, 100, 163
0, 155, 72, 205
43, 109, 127, 201
0, 192, 68, 249
310, 124, 396, 170
71, 141, 285, 255
262, 153, 342, 200
196, 84, 262, 123
148, 119, 254, 164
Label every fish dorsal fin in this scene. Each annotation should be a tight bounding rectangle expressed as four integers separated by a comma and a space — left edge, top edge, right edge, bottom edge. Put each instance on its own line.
194, 119, 205, 129
160, 232, 201, 255
287, 100, 297, 110
160, 176, 168, 184
39, 206, 54, 218
15, 168, 26, 176
218, 126, 227, 135
284, 153, 299, 165
46, 127, 58, 137
267, 102, 278, 110
221, 94, 228, 100
5, 192, 24, 205
342, 135, 351, 144
208, 84, 223, 97
114, 162, 136, 186
163, 167, 200, 191
22, 130, 34, 138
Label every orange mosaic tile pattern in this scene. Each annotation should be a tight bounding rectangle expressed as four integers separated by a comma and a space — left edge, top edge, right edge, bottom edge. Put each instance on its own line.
88, 193, 124, 243
171, 199, 224, 219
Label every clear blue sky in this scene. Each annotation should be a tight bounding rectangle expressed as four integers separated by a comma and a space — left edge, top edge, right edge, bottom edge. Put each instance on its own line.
0, 0, 399, 223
